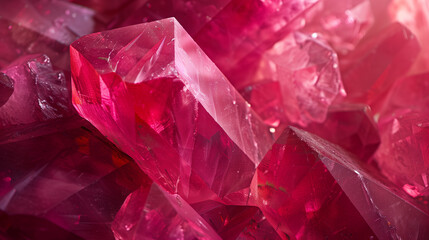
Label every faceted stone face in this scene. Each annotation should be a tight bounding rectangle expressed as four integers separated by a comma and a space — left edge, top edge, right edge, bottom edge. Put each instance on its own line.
0, 73, 14, 107
117, 0, 231, 35
294, 128, 429, 240
112, 184, 222, 240
238, 32, 344, 127
251, 127, 376, 239
0, 54, 72, 130
305, 104, 380, 161
376, 112, 429, 199
0, 125, 148, 239
71, 18, 274, 202
340, 22, 420, 111
0, 0, 94, 70
302, 0, 374, 54
195, 0, 320, 76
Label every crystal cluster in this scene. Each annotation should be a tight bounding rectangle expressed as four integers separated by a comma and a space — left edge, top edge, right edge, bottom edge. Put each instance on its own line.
1, 0, 429, 239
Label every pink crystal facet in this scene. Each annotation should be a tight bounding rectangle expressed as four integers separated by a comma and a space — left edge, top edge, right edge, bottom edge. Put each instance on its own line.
238, 31, 344, 126
340, 22, 420, 110
71, 18, 274, 201
112, 184, 222, 240
0, 125, 148, 239
0, 55, 72, 130
305, 104, 380, 161
0, 0, 95, 70
117, 0, 231, 35
252, 127, 376, 239
302, 0, 374, 54
376, 112, 429, 200
195, 0, 319, 75
295, 128, 429, 239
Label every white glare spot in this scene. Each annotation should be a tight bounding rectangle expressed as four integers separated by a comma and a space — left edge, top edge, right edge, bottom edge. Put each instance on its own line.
269, 128, 276, 133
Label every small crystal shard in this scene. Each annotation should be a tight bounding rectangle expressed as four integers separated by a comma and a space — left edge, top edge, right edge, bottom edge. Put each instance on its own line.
112, 184, 222, 240
0, 55, 72, 130
238, 32, 344, 126
376, 112, 429, 199
71, 18, 274, 201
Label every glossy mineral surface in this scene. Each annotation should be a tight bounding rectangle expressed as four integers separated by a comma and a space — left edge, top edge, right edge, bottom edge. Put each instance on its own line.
2, 0, 429, 239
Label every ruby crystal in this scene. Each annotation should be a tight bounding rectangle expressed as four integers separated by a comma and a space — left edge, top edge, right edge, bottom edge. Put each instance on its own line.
2, 0, 429, 239
252, 127, 376, 239
295, 128, 429, 239
238, 31, 344, 126
340, 22, 420, 110
302, 0, 374, 54
0, 123, 148, 239
70, 18, 274, 202
0, 55, 73, 133
112, 184, 222, 240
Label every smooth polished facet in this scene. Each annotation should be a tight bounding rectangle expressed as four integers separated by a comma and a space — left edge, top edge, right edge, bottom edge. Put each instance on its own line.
295, 127, 429, 240
252, 127, 376, 239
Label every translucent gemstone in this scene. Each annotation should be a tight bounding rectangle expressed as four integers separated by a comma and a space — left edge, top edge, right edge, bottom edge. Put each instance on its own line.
0, 55, 72, 131
195, 0, 320, 77
305, 104, 380, 161
111, 184, 222, 240
0, 125, 148, 239
238, 32, 344, 126
376, 112, 429, 200
302, 0, 374, 54
296, 128, 429, 239
116, 0, 231, 35
340, 23, 420, 111
0, 73, 14, 107
71, 18, 274, 201
0, 0, 94, 69
251, 127, 376, 239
